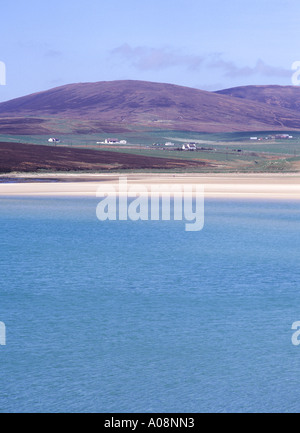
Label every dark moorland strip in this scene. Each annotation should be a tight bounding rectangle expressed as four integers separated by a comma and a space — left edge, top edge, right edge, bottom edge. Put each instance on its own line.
0, 141, 212, 173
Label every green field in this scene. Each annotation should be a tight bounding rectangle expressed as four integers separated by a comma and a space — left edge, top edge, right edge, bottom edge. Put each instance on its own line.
2, 129, 300, 173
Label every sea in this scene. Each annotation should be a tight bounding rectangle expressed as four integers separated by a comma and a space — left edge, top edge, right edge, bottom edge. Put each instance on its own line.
1, 195, 300, 413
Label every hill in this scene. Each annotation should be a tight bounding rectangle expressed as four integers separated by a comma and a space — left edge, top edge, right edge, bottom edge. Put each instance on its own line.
215, 85, 300, 111
1, 80, 300, 134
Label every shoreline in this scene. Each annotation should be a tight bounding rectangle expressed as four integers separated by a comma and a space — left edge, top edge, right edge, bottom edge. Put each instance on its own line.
1, 173, 300, 199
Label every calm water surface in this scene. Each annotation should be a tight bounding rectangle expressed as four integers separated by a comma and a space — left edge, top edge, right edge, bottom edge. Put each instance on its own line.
1, 196, 300, 413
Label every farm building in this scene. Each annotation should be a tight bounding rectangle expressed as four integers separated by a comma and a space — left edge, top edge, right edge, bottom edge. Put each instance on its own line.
182, 143, 197, 151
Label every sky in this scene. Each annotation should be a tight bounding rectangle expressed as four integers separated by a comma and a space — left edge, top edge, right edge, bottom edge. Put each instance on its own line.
0, 0, 299, 102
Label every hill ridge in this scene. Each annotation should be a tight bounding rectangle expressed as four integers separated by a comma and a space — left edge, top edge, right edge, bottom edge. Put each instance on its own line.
1, 80, 300, 134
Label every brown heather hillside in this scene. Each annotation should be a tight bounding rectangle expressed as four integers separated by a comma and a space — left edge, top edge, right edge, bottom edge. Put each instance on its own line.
0, 142, 212, 173
1, 80, 300, 134
215, 85, 300, 111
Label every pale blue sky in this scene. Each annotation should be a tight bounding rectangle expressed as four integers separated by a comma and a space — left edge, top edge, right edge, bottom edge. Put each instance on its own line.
0, 0, 299, 101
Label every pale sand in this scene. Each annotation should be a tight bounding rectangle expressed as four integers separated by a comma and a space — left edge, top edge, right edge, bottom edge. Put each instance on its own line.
1, 173, 300, 199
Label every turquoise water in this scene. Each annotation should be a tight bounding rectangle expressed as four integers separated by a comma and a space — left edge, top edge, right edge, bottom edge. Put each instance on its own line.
1, 197, 300, 413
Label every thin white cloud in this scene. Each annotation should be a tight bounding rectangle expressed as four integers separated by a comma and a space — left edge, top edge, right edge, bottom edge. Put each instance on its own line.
111, 44, 291, 79
209, 54, 291, 78
110, 43, 203, 71
44, 49, 63, 58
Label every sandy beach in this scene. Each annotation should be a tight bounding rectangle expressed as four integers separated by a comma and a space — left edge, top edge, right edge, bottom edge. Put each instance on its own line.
1, 172, 300, 199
